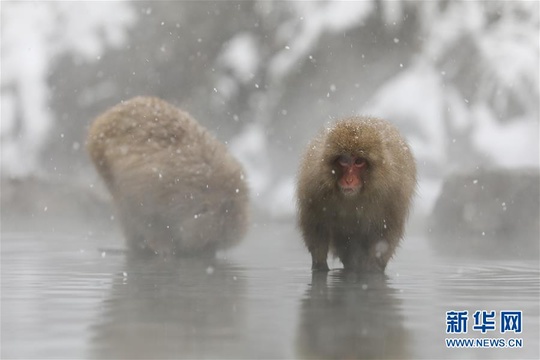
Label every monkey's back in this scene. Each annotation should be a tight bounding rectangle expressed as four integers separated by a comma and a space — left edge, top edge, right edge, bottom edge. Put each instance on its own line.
87, 96, 249, 256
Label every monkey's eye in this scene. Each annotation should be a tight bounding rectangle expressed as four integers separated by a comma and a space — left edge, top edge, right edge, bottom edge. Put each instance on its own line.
337, 155, 352, 166
354, 158, 366, 167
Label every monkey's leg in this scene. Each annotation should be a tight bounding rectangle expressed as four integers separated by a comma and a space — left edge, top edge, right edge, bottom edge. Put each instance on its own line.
310, 241, 330, 271
333, 234, 358, 270
365, 238, 396, 272
303, 228, 330, 271
344, 238, 386, 272
334, 234, 386, 272
299, 211, 331, 271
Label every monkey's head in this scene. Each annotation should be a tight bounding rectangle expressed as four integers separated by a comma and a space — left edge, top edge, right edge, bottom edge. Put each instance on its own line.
322, 117, 387, 198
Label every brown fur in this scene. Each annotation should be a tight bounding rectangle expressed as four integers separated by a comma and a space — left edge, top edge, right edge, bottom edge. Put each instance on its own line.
296, 117, 416, 271
87, 96, 249, 257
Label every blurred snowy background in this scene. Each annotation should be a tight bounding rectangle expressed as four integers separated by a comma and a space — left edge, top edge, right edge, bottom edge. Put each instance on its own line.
1, 0, 538, 221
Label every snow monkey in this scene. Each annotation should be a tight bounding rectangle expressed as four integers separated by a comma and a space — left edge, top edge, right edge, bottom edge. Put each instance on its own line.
296, 117, 416, 271
87, 96, 249, 257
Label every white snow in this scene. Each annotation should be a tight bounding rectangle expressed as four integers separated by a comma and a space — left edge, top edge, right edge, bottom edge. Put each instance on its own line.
214, 33, 259, 99
1, 2, 136, 176
1, 1, 538, 220
269, 1, 373, 81
229, 123, 271, 195
219, 33, 259, 84
363, 61, 447, 167
266, 177, 296, 218
471, 104, 539, 168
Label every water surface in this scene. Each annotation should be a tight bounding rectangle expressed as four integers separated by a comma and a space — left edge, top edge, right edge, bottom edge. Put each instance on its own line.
2, 221, 539, 359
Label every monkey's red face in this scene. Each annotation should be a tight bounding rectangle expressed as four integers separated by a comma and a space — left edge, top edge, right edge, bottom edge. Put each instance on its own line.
336, 154, 367, 196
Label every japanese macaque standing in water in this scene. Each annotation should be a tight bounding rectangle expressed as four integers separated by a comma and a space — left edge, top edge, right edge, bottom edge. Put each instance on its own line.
87, 96, 249, 257
296, 117, 416, 272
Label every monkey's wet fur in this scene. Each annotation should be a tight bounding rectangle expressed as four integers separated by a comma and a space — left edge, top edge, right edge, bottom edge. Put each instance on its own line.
88, 96, 249, 258
297, 117, 416, 272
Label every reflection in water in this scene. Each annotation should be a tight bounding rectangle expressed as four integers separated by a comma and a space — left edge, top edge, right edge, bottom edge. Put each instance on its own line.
2, 231, 538, 359
296, 271, 410, 359
90, 255, 246, 359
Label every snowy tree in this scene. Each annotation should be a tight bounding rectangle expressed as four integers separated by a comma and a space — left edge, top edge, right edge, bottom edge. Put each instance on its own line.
1, 1, 537, 217
1, 1, 135, 176
212, 0, 539, 215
